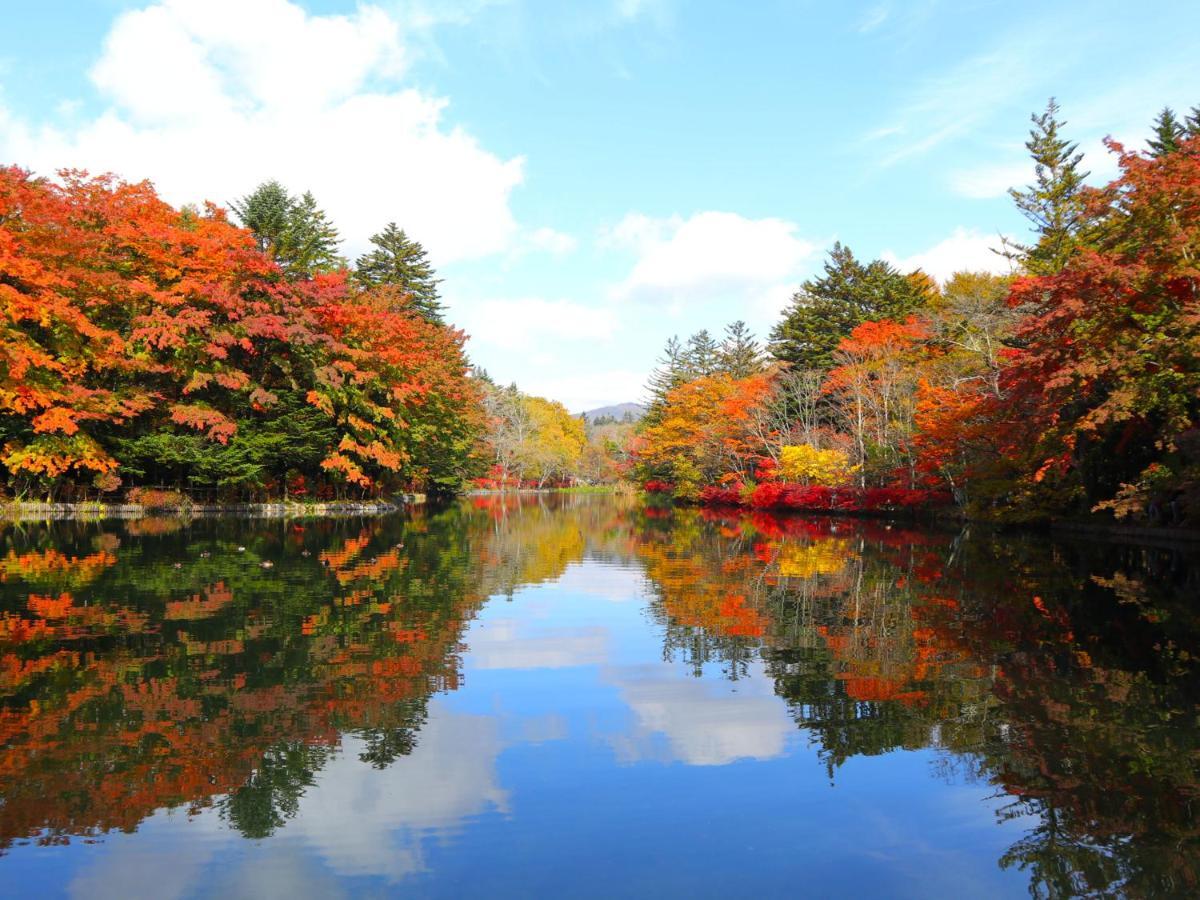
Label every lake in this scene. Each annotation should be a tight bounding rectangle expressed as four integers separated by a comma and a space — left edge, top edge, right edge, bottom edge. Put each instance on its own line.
1, 495, 1197, 898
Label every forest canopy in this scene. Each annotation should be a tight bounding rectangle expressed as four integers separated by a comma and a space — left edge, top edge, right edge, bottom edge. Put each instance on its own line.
631, 100, 1200, 525
0, 170, 482, 501
2, 97, 1198, 527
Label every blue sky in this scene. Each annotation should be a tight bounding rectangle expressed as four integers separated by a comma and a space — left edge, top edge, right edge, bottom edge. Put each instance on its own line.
3, 0, 1199, 410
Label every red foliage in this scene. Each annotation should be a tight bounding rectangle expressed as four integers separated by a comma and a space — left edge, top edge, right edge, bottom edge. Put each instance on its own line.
0, 167, 481, 495
698, 484, 742, 506
699, 481, 950, 514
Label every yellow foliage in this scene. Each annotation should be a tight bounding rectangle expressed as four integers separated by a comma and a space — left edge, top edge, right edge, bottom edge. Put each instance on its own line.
520, 395, 586, 483
776, 539, 851, 579
778, 444, 857, 486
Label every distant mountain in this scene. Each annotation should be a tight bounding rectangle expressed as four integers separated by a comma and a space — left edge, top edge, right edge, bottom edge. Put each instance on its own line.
579, 402, 646, 423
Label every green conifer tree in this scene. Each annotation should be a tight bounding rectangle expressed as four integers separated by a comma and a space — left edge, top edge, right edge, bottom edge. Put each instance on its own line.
231, 182, 343, 278
769, 243, 927, 371
685, 329, 721, 377
643, 336, 688, 425
718, 320, 765, 378
1148, 106, 1186, 156
282, 191, 343, 276
231, 180, 292, 258
1002, 98, 1090, 276
354, 223, 446, 323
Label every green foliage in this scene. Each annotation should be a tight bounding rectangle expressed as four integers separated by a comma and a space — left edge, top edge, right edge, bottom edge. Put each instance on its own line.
644, 336, 689, 426
685, 329, 721, 377
231, 181, 344, 278
769, 242, 930, 370
1186, 105, 1200, 139
354, 223, 446, 323
1147, 106, 1186, 156
645, 323, 770, 426
112, 390, 341, 498
719, 320, 765, 379
1002, 98, 1091, 276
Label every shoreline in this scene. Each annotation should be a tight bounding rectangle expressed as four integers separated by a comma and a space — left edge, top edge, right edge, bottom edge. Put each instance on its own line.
4, 493, 1196, 546
0, 496, 426, 522
1048, 518, 1200, 547
683, 497, 1200, 545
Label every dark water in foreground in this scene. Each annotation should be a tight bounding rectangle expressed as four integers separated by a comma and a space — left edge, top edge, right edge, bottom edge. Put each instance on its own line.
0, 496, 1197, 898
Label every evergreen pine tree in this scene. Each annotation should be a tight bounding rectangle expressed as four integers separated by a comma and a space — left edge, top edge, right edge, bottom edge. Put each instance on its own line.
769, 242, 928, 371
1148, 107, 1186, 156
685, 329, 720, 377
354, 223, 446, 323
282, 191, 343, 276
1186, 105, 1200, 139
643, 336, 687, 424
718, 320, 765, 378
231, 180, 292, 258
1002, 98, 1090, 276
231, 182, 343, 279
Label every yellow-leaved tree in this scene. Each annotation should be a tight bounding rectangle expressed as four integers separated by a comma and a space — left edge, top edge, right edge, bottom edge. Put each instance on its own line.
778, 444, 858, 486
519, 396, 586, 487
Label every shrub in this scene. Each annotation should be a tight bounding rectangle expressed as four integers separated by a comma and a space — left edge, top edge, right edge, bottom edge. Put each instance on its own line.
126, 487, 189, 509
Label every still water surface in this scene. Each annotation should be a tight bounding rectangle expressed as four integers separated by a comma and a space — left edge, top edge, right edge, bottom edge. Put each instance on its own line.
0, 496, 1197, 898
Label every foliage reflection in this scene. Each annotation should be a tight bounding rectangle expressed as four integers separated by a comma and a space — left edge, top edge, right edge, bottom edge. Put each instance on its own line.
1, 498, 1196, 897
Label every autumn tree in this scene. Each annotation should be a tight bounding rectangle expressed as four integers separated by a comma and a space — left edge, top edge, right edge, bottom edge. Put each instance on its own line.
1000, 135, 1200, 515
633, 373, 774, 498
889, 273, 1018, 507
0, 167, 481, 500
519, 396, 587, 487
482, 384, 531, 485
822, 317, 929, 485
579, 420, 633, 483
778, 444, 857, 486
647, 325, 770, 426
925, 271, 1018, 398
480, 387, 585, 487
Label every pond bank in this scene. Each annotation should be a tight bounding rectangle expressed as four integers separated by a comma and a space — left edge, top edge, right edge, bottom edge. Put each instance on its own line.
677, 493, 1200, 545
0, 496, 426, 522
1049, 518, 1200, 546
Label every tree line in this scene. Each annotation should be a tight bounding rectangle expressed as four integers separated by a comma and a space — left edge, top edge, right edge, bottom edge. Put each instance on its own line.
632, 99, 1200, 524
0, 171, 481, 501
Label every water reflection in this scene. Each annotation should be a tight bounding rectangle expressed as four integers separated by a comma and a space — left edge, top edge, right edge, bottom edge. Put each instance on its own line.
1, 496, 1197, 897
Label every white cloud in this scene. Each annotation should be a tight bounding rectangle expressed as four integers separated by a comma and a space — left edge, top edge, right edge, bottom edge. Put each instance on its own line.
606, 210, 816, 308
466, 617, 609, 670
527, 226, 578, 255
552, 561, 649, 602
286, 709, 508, 881
882, 227, 1013, 284
67, 705, 513, 893
605, 662, 792, 766
0, 0, 523, 264
69, 827, 224, 900
457, 297, 619, 351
